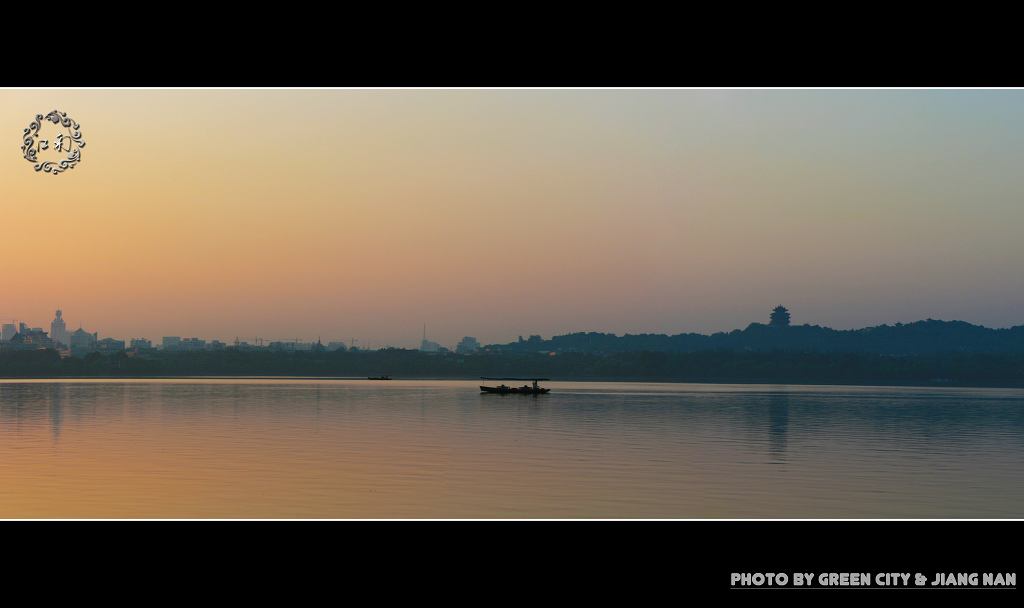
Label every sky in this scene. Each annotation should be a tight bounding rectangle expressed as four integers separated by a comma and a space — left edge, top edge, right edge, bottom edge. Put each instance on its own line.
2, 88, 1023, 349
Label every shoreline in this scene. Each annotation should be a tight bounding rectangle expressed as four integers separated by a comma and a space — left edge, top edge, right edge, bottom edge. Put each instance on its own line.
1, 375, 1022, 390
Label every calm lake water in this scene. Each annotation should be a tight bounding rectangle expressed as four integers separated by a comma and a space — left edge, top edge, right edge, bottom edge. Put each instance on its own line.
0, 379, 1021, 518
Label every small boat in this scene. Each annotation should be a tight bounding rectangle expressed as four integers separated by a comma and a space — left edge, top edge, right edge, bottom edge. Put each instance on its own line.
368, 375, 391, 380
479, 377, 550, 395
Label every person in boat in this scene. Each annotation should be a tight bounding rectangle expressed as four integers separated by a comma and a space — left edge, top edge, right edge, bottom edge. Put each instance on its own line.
532, 380, 539, 390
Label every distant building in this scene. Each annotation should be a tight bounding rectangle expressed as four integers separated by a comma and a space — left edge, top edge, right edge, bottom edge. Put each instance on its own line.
51, 309, 69, 347
130, 338, 153, 349
6, 329, 54, 349
420, 326, 440, 352
96, 338, 125, 354
456, 336, 480, 354
327, 342, 348, 352
269, 341, 300, 351
769, 305, 791, 327
1, 324, 16, 341
70, 328, 99, 356
266, 340, 320, 351
181, 338, 206, 350
162, 337, 182, 350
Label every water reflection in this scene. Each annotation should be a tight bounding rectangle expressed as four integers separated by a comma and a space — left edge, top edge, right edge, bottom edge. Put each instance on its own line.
766, 391, 789, 464
0, 380, 1021, 518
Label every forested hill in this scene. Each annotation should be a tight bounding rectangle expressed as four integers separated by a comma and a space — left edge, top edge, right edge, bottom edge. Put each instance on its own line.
486, 320, 1024, 355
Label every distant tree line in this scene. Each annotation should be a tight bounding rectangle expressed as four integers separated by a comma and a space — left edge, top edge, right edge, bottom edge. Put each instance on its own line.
486, 320, 1024, 356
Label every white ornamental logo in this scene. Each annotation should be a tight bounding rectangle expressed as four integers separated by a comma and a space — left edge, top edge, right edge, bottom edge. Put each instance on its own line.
22, 110, 85, 174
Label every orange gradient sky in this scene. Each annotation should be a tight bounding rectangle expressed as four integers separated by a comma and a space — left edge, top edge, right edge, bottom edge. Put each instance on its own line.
3, 89, 1023, 348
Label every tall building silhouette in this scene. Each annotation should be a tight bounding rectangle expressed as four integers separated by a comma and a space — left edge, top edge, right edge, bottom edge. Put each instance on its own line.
420, 324, 441, 352
51, 309, 70, 346
769, 305, 791, 327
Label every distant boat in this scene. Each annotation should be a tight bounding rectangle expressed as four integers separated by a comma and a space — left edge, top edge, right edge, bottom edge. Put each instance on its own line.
479, 377, 550, 395
368, 375, 391, 380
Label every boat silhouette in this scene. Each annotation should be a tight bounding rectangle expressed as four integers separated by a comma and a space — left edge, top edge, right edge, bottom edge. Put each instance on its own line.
479, 377, 550, 394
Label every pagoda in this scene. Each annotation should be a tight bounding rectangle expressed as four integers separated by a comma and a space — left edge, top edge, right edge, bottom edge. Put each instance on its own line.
769, 305, 791, 327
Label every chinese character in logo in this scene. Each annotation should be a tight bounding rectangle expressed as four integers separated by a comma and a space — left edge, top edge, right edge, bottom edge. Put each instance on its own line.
22, 110, 85, 175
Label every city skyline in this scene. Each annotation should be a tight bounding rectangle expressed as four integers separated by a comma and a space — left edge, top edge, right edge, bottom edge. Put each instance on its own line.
2, 301, 1021, 354
4, 89, 1024, 349
1, 305, 476, 351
